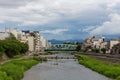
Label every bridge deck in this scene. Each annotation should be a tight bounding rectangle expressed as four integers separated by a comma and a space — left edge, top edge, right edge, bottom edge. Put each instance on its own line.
39, 56, 77, 59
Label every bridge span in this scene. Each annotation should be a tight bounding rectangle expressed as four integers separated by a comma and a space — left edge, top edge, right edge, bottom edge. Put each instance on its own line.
38, 55, 77, 59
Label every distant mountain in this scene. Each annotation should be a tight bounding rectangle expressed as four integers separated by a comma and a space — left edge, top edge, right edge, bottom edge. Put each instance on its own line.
48, 39, 84, 44
48, 39, 64, 44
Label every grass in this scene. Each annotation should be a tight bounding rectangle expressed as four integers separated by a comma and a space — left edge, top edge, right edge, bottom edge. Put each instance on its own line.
78, 54, 120, 80
0, 57, 41, 80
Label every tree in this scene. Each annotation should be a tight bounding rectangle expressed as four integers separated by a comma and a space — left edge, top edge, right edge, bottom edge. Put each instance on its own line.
76, 42, 81, 45
76, 43, 81, 52
0, 36, 28, 58
92, 48, 100, 53
20, 43, 28, 54
101, 48, 106, 54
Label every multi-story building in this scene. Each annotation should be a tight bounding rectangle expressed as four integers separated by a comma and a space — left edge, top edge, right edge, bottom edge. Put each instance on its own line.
20, 30, 42, 52
33, 31, 42, 52
1, 27, 51, 53
27, 36, 34, 52
40, 36, 51, 50
40, 36, 46, 48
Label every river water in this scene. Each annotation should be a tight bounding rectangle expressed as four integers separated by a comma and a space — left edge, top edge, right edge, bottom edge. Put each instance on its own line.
22, 53, 111, 80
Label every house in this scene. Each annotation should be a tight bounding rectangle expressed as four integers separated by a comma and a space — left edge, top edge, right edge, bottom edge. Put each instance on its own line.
111, 43, 120, 54
82, 36, 105, 51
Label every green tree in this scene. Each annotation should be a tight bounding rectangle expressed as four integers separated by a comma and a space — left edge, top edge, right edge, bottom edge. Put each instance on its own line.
92, 48, 100, 53
20, 43, 28, 54
101, 48, 106, 54
76, 43, 81, 52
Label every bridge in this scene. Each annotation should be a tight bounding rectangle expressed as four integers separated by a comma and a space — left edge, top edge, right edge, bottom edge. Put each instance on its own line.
46, 44, 77, 51
38, 56, 77, 59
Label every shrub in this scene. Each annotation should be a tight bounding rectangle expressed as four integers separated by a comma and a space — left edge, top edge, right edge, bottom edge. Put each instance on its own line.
117, 76, 120, 80
0, 63, 24, 80
0, 71, 13, 80
92, 48, 100, 53
101, 48, 106, 54
0, 39, 28, 58
0, 58, 40, 80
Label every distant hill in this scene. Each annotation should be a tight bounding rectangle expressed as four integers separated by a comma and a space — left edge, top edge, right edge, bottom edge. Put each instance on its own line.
48, 39, 84, 44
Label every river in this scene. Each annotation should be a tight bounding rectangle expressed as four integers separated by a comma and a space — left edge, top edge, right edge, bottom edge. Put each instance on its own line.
22, 53, 111, 80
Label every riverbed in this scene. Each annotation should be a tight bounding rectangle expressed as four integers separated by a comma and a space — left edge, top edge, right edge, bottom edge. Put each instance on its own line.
22, 53, 111, 80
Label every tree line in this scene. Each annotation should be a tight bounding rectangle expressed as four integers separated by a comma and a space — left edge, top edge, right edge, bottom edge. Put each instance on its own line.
0, 33, 28, 58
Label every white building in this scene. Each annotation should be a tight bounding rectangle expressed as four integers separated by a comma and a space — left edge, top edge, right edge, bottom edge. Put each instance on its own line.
8, 28, 51, 52
90, 36, 105, 49
107, 40, 120, 53
33, 31, 42, 52
11, 28, 18, 39
40, 36, 51, 50
27, 36, 34, 52
0, 32, 10, 40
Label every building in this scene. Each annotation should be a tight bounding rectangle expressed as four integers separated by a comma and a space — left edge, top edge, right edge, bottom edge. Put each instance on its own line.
100, 42, 108, 49
19, 30, 51, 52
20, 31, 42, 52
0, 32, 10, 40
91, 36, 105, 48
2, 27, 51, 52
82, 36, 105, 51
40, 36, 51, 50
33, 31, 42, 52
11, 28, 18, 39
107, 40, 120, 53
0, 27, 10, 40
27, 36, 34, 51
111, 43, 120, 54
40, 36, 46, 48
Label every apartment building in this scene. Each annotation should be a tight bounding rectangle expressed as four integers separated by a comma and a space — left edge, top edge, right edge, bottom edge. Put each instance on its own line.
33, 31, 42, 52
0, 32, 10, 40
0, 28, 10, 40
40, 36, 51, 50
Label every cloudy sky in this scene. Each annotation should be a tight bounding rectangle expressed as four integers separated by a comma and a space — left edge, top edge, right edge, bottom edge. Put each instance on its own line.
0, 0, 120, 40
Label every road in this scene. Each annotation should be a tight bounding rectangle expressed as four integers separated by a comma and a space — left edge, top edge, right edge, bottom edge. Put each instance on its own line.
22, 59, 111, 80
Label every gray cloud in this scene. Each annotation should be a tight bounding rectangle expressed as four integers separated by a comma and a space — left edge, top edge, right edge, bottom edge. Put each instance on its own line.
90, 13, 120, 35
0, 0, 120, 40
0, 0, 34, 8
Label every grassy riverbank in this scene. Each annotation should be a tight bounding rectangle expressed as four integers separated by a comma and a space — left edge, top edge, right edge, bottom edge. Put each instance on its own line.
0, 57, 41, 80
78, 54, 120, 80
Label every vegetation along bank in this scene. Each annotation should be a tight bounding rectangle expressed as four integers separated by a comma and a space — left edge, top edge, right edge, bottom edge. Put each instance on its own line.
0, 58, 42, 80
78, 54, 120, 80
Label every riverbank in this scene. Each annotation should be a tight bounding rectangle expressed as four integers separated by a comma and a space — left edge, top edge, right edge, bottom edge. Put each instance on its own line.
78, 54, 120, 80
0, 57, 42, 80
